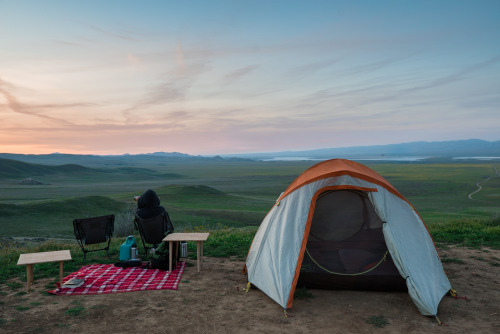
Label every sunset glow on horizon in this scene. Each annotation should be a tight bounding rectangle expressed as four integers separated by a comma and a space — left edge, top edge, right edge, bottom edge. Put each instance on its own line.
1, 1, 499, 155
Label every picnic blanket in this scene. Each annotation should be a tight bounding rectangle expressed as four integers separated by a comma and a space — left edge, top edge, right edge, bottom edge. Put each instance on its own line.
48, 262, 185, 295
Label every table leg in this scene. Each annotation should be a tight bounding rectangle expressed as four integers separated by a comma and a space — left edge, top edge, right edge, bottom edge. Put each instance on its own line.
197, 241, 202, 273
169, 241, 173, 273
201, 241, 204, 264
59, 261, 64, 286
26, 264, 33, 292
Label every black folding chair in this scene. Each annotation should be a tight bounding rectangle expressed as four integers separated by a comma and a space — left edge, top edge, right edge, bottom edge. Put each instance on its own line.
134, 211, 174, 257
73, 214, 115, 263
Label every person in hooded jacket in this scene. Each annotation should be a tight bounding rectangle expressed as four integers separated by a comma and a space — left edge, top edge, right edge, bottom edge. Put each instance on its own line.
134, 189, 179, 269
135, 189, 167, 219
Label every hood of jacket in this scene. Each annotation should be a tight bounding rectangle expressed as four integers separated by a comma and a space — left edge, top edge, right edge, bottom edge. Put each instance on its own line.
137, 189, 161, 209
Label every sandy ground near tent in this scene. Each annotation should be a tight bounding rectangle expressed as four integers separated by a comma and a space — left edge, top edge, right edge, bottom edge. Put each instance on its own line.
1, 246, 499, 333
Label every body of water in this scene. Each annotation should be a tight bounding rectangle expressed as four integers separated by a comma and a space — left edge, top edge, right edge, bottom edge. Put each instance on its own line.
261, 156, 429, 162
453, 157, 500, 161
261, 156, 500, 162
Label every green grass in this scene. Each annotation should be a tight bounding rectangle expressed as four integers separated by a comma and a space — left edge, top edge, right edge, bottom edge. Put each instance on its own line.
0, 184, 271, 239
294, 287, 314, 300
440, 258, 465, 264
0, 159, 499, 290
0, 239, 120, 283
65, 306, 85, 317
366, 315, 390, 328
0, 227, 258, 285
371, 162, 500, 223
0, 196, 129, 238
2, 160, 499, 237
5, 282, 22, 290
192, 227, 257, 259
428, 218, 500, 249
1, 217, 498, 288
16, 306, 30, 311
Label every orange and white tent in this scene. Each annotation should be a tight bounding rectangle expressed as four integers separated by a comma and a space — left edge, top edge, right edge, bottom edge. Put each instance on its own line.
245, 159, 452, 317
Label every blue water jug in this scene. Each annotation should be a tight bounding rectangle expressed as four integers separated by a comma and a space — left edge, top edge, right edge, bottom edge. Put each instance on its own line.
119, 235, 136, 261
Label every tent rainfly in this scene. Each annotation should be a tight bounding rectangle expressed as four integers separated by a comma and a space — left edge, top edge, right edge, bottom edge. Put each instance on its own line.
245, 159, 452, 318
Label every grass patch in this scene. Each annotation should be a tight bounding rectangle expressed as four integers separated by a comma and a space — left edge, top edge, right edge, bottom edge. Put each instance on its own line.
0, 236, 134, 284
429, 218, 500, 249
65, 303, 85, 317
44, 282, 57, 289
188, 227, 257, 258
366, 315, 390, 328
441, 258, 465, 264
5, 282, 22, 290
16, 305, 30, 311
0, 215, 499, 288
0, 228, 257, 285
89, 304, 107, 311
65, 306, 85, 317
294, 287, 314, 300
0, 196, 129, 238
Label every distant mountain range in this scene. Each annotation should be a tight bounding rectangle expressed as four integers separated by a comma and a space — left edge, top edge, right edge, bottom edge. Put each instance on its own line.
220, 139, 500, 160
1, 139, 499, 166
0, 151, 226, 167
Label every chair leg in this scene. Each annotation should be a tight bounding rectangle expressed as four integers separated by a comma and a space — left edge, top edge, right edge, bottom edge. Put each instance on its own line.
141, 239, 148, 257
106, 239, 111, 259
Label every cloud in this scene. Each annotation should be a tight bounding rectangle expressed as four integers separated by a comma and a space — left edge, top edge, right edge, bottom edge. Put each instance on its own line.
295, 54, 500, 116
127, 53, 141, 68
341, 54, 500, 109
399, 55, 500, 95
85, 23, 138, 41
176, 42, 185, 75
285, 58, 340, 80
0, 78, 86, 126
223, 65, 259, 83
122, 46, 211, 122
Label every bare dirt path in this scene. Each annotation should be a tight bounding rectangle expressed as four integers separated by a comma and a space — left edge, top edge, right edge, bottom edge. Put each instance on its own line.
1, 246, 499, 333
468, 165, 500, 199
468, 176, 491, 199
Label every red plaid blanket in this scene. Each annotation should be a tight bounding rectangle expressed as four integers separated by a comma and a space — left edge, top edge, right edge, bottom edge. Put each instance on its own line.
49, 262, 185, 295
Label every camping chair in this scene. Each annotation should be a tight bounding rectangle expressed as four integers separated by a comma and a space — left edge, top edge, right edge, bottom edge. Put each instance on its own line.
134, 211, 174, 257
73, 214, 115, 264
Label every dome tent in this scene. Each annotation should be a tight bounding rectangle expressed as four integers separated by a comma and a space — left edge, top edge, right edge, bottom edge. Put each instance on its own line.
245, 159, 452, 317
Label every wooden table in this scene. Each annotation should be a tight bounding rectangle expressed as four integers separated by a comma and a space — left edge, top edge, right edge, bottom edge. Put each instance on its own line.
163, 233, 209, 273
17, 250, 72, 292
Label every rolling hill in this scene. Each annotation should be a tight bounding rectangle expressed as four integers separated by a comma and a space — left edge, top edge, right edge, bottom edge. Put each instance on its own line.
0, 158, 96, 179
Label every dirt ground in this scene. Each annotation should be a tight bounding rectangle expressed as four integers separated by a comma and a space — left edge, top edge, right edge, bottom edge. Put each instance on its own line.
1, 246, 499, 334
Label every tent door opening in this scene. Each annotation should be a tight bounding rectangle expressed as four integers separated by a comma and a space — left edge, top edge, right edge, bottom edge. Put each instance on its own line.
298, 189, 407, 291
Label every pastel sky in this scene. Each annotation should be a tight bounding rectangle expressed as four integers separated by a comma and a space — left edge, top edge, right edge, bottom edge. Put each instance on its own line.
1, 1, 499, 155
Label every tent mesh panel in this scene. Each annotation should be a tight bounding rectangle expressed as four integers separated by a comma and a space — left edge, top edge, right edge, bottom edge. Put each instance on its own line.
298, 190, 406, 290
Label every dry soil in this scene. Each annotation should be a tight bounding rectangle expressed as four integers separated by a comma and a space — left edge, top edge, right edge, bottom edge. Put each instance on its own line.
1, 246, 499, 333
